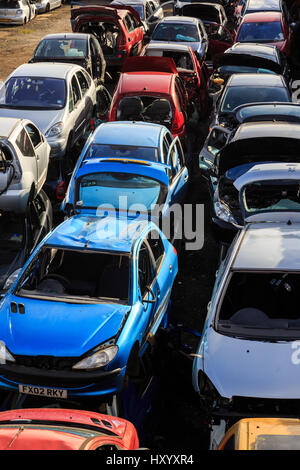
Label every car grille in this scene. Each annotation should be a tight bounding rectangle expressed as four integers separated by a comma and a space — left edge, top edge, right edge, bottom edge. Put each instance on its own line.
14, 355, 76, 371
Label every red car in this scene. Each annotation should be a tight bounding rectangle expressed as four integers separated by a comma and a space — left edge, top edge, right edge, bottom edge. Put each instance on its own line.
235, 11, 292, 55
140, 42, 211, 119
71, 5, 144, 69
0, 408, 139, 450
108, 56, 189, 140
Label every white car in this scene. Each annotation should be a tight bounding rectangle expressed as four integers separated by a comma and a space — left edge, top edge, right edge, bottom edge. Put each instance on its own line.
35, 0, 61, 14
0, 0, 36, 25
193, 161, 300, 446
0, 62, 97, 159
0, 117, 50, 212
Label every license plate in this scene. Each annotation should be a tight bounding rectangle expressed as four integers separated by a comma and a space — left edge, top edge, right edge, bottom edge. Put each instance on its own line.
18, 384, 67, 399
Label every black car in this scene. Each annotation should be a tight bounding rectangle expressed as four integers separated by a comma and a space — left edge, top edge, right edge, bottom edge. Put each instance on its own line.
29, 33, 106, 84
0, 190, 52, 294
208, 42, 291, 99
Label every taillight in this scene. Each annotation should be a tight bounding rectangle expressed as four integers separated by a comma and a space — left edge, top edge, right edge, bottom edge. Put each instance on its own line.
90, 117, 95, 132
173, 245, 177, 255
56, 180, 66, 201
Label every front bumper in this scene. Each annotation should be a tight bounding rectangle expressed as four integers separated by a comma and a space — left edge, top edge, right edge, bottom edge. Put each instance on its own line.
0, 363, 126, 398
48, 137, 68, 159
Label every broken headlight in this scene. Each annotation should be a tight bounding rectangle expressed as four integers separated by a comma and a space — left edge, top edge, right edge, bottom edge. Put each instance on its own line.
214, 201, 237, 225
0, 341, 15, 364
72, 345, 118, 370
198, 371, 231, 410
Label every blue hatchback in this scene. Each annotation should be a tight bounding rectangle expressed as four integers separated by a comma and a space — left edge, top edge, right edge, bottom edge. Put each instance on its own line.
0, 213, 178, 409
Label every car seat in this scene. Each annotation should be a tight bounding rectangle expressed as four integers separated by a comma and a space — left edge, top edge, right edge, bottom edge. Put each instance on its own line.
117, 97, 145, 121
143, 99, 172, 126
96, 262, 129, 300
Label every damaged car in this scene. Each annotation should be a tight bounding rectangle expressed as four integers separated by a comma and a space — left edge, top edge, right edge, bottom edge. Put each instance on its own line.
193, 161, 300, 432
0, 213, 178, 420
199, 120, 300, 241
150, 16, 209, 62
141, 43, 211, 119
210, 72, 291, 128
71, 4, 144, 70
208, 42, 291, 101
0, 117, 50, 213
30, 33, 106, 85
108, 56, 189, 142
111, 0, 164, 35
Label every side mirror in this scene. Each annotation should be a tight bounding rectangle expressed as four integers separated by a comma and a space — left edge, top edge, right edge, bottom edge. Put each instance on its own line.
142, 286, 157, 304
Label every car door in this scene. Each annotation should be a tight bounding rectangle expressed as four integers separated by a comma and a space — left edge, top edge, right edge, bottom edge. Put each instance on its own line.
129, 13, 143, 54
24, 123, 49, 192
137, 239, 158, 345
15, 127, 38, 193
166, 137, 189, 206
69, 73, 85, 143
207, 23, 234, 60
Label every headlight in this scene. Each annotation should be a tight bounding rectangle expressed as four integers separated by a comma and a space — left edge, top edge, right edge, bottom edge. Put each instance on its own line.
0, 341, 15, 364
214, 201, 237, 225
72, 345, 118, 370
46, 122, 64, 138
3, 268, 21, 291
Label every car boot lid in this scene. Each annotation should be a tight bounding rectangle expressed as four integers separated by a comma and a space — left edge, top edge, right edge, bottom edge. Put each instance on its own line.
122, 56, 178, 75
234, 162, 300, 223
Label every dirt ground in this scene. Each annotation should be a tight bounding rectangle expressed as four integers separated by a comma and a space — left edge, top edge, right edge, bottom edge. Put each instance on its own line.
0, 5, 72, 80
0, 3, 219, 449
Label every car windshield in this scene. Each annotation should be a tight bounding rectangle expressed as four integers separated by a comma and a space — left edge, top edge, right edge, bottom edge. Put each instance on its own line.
77, 172, 164, 211
219, 65, 276, 75
34, 38, 88, 59
0, 76, 66, 110
220, 86, 289, 113
0, 0, 20, 8
152, 23, 200, 42
237, 21, 284, 42
218, 272, 300, 338
16, 247, 130, 303
130, 5, 144, 19
85, 144, 159, 162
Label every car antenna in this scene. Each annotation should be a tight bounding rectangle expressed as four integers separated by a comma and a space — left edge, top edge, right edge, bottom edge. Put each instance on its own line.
287, 220, 292, 225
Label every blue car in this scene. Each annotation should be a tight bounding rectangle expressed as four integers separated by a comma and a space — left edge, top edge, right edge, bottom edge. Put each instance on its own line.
0, 213, 178, 415
62, 123, 189, 242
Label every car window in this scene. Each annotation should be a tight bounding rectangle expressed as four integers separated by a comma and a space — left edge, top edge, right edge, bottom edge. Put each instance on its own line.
130, 13, 140, 28
125, 14, 134, 31
138, 241, 155, 297
76, 71, 89, 96
82, 69, 92, 87
71, 75, 81, 105
25, 123, 42, 148
147, 231, 165, 270
145, 3, 152, 18
176, 139, 185, 166
69, 83, 74, 112
16, 128, 35, 157
162, 135, 170, 162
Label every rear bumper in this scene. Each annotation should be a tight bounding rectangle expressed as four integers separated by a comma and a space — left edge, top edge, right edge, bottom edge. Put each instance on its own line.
0, 16, 24, 24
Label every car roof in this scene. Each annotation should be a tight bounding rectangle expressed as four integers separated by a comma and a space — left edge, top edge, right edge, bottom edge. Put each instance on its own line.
10, 62, 79, 79
119, 71, 173, 95
242, 11, 282, 21
226, 42, 279, 60
226, 73, 285, 87
0, 117, 22, 138
39, 33, 90, 41
147, 42, 192, 53
91, 121, 164, 147
233, 223, 300, 271
246, 0, 281, 11
159, 15, 201, 24
46, 214, 149, 254
232, 121, 300, 141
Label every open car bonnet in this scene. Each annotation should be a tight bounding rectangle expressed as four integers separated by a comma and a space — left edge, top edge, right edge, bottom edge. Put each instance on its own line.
122, 56, 178, 75
234, 163, 300, 223
180, 3, 221, 20
233, 103, 300, 125
217, 136, 300, 176
213, 53, 281, 74
71, 4, 141, 24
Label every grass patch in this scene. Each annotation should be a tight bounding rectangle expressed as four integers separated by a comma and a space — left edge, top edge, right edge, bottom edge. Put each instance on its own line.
18, 28, 34, 34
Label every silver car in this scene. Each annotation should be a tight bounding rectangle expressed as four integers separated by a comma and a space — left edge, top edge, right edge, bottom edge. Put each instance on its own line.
34, 0, 61, 14
0, 62, 97, 159
0, 0, 36, 25
193, 162, 300, 446
150, 16, 208, 62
